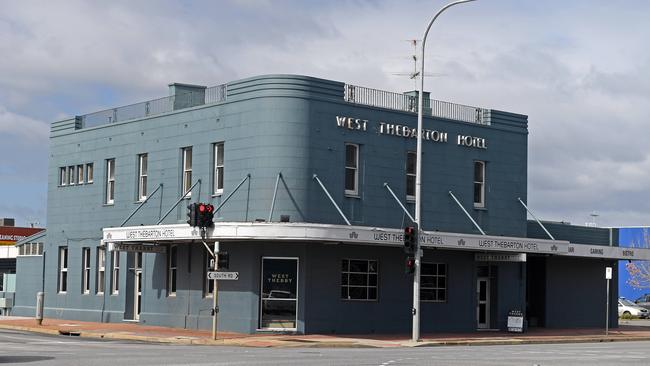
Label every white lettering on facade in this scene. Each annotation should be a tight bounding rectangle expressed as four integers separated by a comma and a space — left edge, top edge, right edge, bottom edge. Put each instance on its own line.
378, 122, 447, 143
126, 229, 176, 240
457, 135, 487, 149
336, 116, 367, 131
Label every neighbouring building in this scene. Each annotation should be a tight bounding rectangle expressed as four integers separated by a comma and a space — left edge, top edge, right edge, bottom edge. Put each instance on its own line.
0, 219, 44, 291
12, 75, 650, 333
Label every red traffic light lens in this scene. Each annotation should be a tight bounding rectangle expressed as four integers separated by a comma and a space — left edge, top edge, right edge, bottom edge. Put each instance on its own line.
199, 204, 206, 212
206, 204, 213, 213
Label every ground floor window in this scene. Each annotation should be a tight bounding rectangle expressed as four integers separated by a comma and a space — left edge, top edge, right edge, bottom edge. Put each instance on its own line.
421, 262, 447, 302
260, 257, 298, 330
340, 259, 378, 301
58, 246, 68, 293
204, 249, 214, 297
168, 245, 178, 296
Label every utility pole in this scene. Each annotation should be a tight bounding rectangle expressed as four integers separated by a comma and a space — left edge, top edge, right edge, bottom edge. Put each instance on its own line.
414, 0, 478, 342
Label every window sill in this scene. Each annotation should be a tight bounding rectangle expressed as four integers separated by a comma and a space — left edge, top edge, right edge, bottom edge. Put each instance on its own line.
344, 193, 360, 199
103, 203, 115, 207
340, 299, 378, 302
212, 192, 223, 198
473, 206, 487, 211
406, 197, 415, 203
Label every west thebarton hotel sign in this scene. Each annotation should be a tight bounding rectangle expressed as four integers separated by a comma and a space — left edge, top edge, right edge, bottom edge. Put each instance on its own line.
335, 115, 487, 150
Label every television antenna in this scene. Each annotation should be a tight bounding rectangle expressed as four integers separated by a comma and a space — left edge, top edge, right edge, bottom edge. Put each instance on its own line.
391, 40, 446, 90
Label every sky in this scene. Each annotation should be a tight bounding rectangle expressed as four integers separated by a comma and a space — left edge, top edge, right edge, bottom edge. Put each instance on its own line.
1, 0, 649, 229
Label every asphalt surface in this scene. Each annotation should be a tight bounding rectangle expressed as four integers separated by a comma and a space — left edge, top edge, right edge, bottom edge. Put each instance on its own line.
2, 328, 650, 365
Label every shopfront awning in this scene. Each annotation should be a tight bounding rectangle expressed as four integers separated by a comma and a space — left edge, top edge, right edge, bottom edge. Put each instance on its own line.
102, 222, 650, 261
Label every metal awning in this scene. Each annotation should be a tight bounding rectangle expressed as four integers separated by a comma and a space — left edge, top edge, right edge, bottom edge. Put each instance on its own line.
102, 222, 650, 261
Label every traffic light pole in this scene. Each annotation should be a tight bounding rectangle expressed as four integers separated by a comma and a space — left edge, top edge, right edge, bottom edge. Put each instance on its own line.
212, 241, 219, 340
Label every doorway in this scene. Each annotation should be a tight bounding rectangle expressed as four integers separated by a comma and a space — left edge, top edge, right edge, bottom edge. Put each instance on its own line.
477, 277, 490, 329
259, 257, 298, 331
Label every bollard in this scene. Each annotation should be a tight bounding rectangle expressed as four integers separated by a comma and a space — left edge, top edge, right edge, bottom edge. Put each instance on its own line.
35, 292, 44, 325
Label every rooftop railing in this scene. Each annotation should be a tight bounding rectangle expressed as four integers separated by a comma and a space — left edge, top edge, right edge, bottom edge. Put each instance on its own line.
344, 84, 489, 125
77, 80, 487, 129
80, 83, 228, 129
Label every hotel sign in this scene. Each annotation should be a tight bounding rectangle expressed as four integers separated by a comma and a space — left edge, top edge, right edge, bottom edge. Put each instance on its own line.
336, 115, 487, 149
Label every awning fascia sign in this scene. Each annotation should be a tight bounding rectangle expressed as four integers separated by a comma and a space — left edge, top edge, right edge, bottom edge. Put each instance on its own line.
102, 222, 650, 260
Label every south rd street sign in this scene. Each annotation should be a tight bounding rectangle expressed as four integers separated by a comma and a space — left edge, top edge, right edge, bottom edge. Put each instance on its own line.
207, 271, 239, 280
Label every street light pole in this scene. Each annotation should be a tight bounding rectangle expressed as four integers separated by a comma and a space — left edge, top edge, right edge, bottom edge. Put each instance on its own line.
414, 0, 477, 343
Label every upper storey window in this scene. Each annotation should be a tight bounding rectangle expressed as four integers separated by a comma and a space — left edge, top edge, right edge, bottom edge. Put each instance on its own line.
182, 147, 192, 196
86, 163, 94, 183
345, 143, 359, 196
213, 142, 224, 195
137, 153, 148, 201
106, 159, 115, 204
474, 161, 485, 208
406, 151, 416, 201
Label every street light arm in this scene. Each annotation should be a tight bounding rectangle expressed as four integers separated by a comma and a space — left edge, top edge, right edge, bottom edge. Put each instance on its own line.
416, 0, 477, 228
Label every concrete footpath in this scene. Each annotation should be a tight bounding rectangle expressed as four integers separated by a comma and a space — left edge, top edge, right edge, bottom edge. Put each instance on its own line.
2, 316, 650, 348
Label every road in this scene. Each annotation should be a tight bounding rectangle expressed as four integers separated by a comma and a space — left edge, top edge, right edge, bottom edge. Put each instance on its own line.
1, 328, 649, 365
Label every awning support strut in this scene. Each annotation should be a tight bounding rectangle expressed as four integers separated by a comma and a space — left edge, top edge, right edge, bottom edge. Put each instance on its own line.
383, 183, 415, 223
157, 179, 201, 225
517, 197, 555, 240
448, 191, 486, 235
120, 184, 163, 227
312, 174, 351, 226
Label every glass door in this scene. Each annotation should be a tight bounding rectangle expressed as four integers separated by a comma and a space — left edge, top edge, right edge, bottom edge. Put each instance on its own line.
259, 257, 298, 330
477, 277, 490, 329
133, 252, 142, 321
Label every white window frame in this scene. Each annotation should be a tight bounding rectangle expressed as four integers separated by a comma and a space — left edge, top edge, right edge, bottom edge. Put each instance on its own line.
68, 165, 76, 185
344, 143, 359, 196
59, 167, 67, 186
340, 258, 378, 301
106, 159, 115, 204
473, 161, 485, 208
421, 262, 447, 302
58, 246, 68, 293
137, 153, 148, 201
86, 163, 94, 183
182, 147, 192, 196
96, 247, 105, 294
168, 245, 178, 296
77, 164, 84, 184
111, 251, 120, 295
82, 247, 91, 294
406, 151, 416, 201
213, 142, 224, 195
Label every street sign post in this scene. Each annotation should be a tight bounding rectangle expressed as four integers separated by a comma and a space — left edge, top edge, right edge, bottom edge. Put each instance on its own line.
207, 271, 240, 281
605, 266, 612, 335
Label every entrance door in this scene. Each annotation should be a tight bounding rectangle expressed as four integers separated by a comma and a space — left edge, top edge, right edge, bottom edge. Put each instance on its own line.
477, 277, 490, 329
259, 257, 298, 330
133, 252, 142, 321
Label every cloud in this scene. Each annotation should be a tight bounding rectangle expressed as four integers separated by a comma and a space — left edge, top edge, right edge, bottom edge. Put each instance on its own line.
0, 106, 48, 141
1, 0, 650, 229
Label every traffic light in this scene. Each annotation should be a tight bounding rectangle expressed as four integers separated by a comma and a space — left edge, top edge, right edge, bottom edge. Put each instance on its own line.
405, 256, 415, 275
204, 203, 214, 227
217, 251, 229, 270
196, 203, 215, 228
404, 225, 418, 255
186, 203, 198, 227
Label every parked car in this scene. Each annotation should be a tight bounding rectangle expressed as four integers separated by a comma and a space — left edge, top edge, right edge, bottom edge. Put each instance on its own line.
634, 294, 650, 311
619, 297, 649, 318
